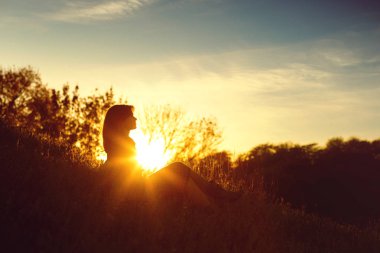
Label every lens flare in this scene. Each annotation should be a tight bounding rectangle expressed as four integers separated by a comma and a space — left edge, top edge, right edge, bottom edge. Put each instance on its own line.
130, 128, 173, 173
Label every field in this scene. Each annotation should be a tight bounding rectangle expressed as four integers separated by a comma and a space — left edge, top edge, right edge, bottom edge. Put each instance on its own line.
1, 123, 380, 253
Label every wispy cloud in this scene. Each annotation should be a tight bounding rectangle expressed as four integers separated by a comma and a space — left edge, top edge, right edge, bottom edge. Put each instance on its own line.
57, 30, 378, 150
47, 0, 154, 23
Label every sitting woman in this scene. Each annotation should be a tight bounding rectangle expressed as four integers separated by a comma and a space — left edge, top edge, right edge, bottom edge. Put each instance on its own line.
102, 104, 239, 206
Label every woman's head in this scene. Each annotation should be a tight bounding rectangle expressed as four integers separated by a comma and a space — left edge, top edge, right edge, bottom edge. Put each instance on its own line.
103, 105, 136, 154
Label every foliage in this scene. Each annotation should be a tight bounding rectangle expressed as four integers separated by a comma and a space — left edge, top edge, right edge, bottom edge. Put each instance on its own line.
233, 140, 380, 224
0, 66, 45, 126
137, 104, 222, 165
1, 66, 115, 159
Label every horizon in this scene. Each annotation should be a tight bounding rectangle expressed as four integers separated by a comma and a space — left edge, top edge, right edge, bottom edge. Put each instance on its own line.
1, 0, 380, 153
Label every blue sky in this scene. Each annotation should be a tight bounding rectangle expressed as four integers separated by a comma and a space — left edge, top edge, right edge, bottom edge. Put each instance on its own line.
1, 0, 380, 153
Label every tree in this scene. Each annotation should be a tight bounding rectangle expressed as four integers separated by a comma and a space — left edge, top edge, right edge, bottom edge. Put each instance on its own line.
0, 66, 45, 126
137, 104, 223, 166
1, 66, 116, 160
78, 88, 115, 158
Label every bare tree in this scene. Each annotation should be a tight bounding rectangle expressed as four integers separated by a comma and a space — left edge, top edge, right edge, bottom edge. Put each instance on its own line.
137, 104, 222, 166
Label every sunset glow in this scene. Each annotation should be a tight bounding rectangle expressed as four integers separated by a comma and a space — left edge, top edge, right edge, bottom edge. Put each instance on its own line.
130, 128, 174, 173
2, 1, 380, 251
2, 0, 380, 153
96, 152, 107, 162
96, 128, 174, 172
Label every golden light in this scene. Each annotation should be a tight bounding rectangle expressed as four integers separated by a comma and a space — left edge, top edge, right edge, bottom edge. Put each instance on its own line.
130, 128, 174, 174
96, 151, 107, 162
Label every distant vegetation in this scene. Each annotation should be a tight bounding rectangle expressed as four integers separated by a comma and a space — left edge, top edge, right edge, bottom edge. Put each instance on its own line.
192, 138, 380, 224
231, 139, 380, 223
1, 66, 380, 251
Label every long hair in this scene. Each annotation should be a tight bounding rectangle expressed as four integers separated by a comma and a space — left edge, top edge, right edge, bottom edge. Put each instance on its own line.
102, 105, 134, 154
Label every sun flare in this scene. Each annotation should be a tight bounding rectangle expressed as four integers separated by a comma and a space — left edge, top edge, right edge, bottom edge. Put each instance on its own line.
130, 128, 173, 173
96, 128, 174, 173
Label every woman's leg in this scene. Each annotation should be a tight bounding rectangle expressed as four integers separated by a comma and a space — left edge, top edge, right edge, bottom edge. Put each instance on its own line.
148, 162, 239, 206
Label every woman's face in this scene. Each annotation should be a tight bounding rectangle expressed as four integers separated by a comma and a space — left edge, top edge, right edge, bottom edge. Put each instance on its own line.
124, 114, 137, 131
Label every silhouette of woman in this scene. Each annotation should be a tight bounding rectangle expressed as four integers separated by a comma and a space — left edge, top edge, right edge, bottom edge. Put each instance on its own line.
103, 105, 139, 175
102, 104, 239, 206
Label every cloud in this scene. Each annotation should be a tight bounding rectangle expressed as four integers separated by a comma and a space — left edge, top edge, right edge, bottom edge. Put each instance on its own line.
35, 26, 379, 151
47, 0, 154, 22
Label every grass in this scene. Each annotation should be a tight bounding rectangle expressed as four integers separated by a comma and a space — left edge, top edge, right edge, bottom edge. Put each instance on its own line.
1, 122, 379, 253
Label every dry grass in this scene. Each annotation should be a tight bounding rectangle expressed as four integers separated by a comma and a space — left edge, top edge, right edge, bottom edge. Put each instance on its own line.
1, 123, 379, 253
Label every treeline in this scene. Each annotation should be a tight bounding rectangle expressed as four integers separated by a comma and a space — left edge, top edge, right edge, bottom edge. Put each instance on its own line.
198, 139, 380, 223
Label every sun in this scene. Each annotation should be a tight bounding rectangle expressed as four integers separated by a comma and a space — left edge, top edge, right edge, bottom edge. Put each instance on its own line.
130, 128, 174, 174
95, 127, 174, 173
96, 152, 107, 162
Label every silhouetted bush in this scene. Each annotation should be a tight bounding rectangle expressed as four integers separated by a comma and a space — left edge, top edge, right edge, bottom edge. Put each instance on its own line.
233, 140, 380, 224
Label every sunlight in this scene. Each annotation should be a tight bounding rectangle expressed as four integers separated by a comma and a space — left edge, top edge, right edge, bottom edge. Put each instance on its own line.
130, 128, 174, 173
96, 151, 107, 162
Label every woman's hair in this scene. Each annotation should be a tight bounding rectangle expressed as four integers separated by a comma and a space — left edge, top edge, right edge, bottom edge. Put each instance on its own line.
102, 104, 134, 154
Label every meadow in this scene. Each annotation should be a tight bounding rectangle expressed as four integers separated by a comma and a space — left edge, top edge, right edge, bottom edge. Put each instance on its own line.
1, 122, 380, 253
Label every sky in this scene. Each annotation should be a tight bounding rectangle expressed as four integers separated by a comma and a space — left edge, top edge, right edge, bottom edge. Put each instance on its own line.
1, 0, 380, 153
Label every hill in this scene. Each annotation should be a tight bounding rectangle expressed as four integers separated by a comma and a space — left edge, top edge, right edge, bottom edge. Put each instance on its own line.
0, 122, 379, 253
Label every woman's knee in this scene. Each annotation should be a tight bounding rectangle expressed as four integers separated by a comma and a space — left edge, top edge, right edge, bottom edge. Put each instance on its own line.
168, 162, 186, 167
168, 162, 191, 175
154, 162, 190, 181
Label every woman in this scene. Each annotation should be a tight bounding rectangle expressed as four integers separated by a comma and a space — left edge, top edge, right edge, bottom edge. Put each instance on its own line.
102, 104, 239, 206
102, 105, 139, 175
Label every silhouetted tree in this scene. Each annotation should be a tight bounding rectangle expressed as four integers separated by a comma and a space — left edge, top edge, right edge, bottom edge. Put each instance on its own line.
1, 67, 116, 159
0, 66, 45, 126
138, 104, 222, 165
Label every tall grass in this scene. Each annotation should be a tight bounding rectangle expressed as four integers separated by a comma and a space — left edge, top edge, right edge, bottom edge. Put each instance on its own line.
1, 122, 379, 252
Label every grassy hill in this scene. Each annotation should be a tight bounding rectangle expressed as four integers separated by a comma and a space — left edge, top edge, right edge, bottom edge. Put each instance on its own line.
1, 122, 380, 253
